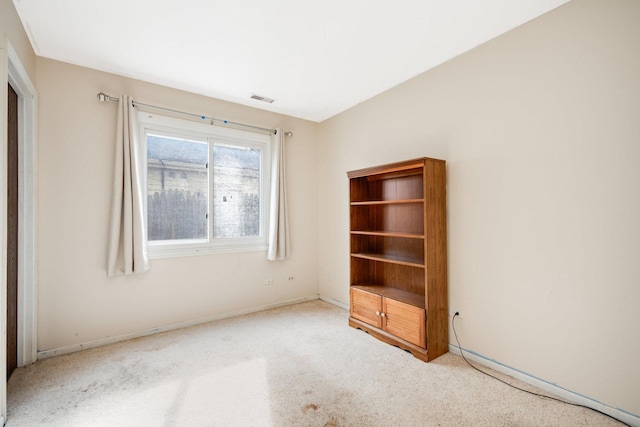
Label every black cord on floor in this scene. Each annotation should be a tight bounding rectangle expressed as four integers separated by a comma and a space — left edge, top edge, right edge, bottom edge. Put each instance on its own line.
451, 313, 631, 427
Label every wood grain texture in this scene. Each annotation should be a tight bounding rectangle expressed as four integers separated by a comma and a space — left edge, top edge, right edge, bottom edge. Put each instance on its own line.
423, 159, 448, 360
351, 285, 424, 308
350, 287, 382, 328
347, 158, 436, 179
383, 298, 426, 348
348, 157, 447, 362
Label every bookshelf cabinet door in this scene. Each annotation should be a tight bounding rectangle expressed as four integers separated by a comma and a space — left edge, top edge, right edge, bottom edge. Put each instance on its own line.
383, 298, 426, 348
350, 288, 382, 328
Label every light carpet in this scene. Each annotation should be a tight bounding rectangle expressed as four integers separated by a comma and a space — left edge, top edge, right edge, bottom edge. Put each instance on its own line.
6, 300, 621, 426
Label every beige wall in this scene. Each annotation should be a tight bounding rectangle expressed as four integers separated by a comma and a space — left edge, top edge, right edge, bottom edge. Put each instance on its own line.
318, 0, 640, 416
36, 58, 319, 351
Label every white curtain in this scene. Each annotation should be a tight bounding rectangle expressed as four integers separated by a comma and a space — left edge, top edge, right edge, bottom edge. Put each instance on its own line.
107, 95, 149, 276
267, 128, 290, 261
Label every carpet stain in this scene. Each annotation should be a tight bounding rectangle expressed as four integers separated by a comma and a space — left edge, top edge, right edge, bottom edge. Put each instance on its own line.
302, 403, 319, 414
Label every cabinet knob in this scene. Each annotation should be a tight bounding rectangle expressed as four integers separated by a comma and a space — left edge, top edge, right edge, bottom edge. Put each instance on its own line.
381, 312, 386, 318
375, 311, 380, 316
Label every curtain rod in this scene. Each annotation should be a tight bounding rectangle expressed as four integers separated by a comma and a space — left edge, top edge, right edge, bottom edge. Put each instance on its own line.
96, 92, 293, 137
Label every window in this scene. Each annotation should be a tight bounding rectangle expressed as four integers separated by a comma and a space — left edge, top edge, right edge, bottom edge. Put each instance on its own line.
138, 113, 271, 257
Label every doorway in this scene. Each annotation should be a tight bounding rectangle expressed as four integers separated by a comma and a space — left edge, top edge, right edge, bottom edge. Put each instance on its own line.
2, 40, 38, 423
6, 84, 18, 380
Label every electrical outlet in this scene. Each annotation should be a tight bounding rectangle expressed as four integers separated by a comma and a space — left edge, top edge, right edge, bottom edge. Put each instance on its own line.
264, 279, 273, 285
288, 276, 294, 281
449, 309, 462, 318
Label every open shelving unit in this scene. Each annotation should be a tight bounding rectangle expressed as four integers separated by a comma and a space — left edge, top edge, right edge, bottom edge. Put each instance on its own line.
348, 157, 448, 362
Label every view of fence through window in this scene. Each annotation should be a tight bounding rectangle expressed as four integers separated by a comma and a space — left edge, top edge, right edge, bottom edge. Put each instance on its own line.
146, 134, 262, 242
212, 143, 261, 238
147, 135, 208, 241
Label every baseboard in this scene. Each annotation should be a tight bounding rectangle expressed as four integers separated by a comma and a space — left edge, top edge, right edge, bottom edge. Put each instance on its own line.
37, 295, 320, 360
318, 295, 348, 310
448, 344, 639, 427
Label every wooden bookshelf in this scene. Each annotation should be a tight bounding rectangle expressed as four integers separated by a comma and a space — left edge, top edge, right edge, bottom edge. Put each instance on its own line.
348, 158, 448, 362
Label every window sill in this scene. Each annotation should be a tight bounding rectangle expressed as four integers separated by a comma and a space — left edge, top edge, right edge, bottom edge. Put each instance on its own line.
148, 242, 268, 259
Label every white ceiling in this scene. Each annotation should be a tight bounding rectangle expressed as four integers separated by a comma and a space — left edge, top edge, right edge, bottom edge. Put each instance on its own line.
13, 0, 569, 122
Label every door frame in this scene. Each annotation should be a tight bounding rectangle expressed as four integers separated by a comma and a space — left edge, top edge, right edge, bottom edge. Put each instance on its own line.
6, 41, 38, 368
0, 38, 38, 420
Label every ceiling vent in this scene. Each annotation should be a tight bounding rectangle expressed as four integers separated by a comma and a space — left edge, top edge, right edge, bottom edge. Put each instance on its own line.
250, 94, 275, 104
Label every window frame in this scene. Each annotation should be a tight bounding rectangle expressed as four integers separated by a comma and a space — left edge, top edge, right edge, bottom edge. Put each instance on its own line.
138, 112, 271, 258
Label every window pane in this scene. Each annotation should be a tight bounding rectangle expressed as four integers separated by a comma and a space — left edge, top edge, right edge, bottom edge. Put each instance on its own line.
212, 144, 261, 238
147, 134, 208, 241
